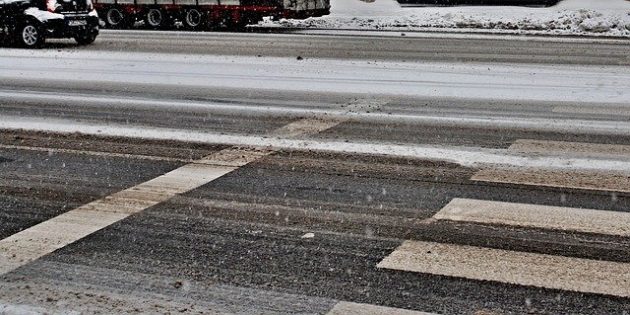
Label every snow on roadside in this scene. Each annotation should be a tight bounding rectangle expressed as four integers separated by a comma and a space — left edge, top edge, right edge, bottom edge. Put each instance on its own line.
260, 0, 630, 37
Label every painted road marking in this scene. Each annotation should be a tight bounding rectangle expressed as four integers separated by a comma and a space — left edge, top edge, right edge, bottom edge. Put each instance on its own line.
327, 302, 436, 315
378, 240, 630, 298
553, 105, 630, 117
509, 139, 630, 159
0, 162, 236, 275
472, 168, 630, 193
0, 112, 358, 275
434, 198, 630, 237
4, 116, 630, 173
0, 144, 187, 163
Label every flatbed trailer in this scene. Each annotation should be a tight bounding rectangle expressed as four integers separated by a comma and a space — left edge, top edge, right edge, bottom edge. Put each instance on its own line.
93, 0, 330, 29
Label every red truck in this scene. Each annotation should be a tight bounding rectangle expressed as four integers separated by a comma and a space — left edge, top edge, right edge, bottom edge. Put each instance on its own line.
93, 0, 330, 29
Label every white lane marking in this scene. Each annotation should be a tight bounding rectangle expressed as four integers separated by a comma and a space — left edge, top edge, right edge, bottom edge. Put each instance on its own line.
3, 116, 630, 173
0, 144, 187, 163
472, 168, 630, 193
271, 118, 348, 138
6, 90, 630, 137
509, 139, 630, 159
0, 114, 350, 275
6, 90, 630, 136
434, 198, 630, 237
553, 105, 630, 116
327, 301, 436, 315
378, 240, 630, 298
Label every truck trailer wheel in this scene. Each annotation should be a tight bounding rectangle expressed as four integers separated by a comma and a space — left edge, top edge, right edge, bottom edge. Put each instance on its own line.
183, 8, 205, 30
16, 22, 44, 48
104, 8, 129, 29
145, 8, 171, 29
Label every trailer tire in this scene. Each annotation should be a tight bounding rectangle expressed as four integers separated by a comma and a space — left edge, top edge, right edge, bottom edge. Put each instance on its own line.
183, 8, 205, 30
144, 8, 171, 29
104, 8, 129, 29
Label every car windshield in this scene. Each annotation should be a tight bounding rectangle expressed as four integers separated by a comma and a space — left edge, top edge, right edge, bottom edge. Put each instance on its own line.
0, 0, 629, 314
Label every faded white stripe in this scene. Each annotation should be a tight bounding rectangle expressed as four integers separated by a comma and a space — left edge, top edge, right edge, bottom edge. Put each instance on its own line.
472, 168, 630, 193
509, 139, 630, 160
3, 116, 630, 173
327, 301, 436, 315
378, 240, 630, 298
553, 106, 630, 116
434, 198, 630, 237
0, 144, 187, 163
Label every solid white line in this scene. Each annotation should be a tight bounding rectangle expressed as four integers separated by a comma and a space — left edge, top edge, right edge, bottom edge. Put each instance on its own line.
509, 139, 630, 159
434, 198, 630, 237
378, 240, 630, 297
3, 116, 630, 173
4, 90, 630, 136
327, 302, 436, 315
553, 106, 630, 116
471, 168, 630, 193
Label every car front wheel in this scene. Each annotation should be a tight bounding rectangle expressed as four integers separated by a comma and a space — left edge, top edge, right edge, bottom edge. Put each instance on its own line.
16, 22, 44, 48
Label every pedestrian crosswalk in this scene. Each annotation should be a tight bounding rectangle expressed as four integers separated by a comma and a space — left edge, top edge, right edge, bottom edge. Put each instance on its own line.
1, 136, 630, 312
378, 139, 630, 299
434, 198, 630, 237
378, 240, 630, 298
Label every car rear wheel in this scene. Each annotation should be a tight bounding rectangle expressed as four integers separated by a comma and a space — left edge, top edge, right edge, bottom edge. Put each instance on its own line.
16, 22, 44, 48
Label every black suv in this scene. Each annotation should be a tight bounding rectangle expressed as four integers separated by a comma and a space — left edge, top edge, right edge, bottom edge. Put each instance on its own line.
0, 0, 99, 48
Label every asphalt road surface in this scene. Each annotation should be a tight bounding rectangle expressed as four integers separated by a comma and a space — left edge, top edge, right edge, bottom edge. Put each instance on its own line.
0, 30, 629, 314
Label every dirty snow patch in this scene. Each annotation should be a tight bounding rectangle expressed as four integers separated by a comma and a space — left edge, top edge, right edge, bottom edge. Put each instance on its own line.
260, 0, 630, 37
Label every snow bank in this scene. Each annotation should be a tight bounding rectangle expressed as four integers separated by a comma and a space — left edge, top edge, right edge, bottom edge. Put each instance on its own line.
261, 0, 630, 37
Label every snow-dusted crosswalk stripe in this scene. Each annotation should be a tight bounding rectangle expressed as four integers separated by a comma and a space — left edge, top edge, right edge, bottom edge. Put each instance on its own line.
378, 240, 630, 298
0, 114, 355, 276
472, 139, 630, 193
509, 139, 630, 159
471, 139, 630, 192
471, 167, 630, 193
434, 198, 630, 237
553, 105, 630, 117
327, 302, 436, 315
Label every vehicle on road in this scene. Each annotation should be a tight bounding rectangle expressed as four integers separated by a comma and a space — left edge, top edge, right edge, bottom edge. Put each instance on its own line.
93, 0, 330, 30
0, 0, 99, 48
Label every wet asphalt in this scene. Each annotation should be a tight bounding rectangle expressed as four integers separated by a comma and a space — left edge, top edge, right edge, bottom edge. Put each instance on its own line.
1, 30, 629, 314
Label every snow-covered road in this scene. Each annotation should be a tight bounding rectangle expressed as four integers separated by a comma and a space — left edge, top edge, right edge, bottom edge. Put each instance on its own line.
1, 49, 628, 104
